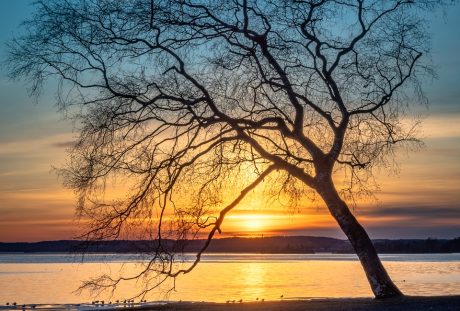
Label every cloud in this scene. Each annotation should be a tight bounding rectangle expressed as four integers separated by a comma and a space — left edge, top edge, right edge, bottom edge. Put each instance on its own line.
50, 140, 76, 149
419, 115, 460, 139
0, 133, 74, 155
360, 205, 460, 218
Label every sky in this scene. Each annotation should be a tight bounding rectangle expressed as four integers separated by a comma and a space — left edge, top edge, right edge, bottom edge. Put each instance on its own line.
0, 1, 459, 242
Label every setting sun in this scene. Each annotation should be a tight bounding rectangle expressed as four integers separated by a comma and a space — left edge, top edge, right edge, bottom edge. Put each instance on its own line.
225, 214, 275, 232
241, 215, 267, 231
223, 213, 308, 234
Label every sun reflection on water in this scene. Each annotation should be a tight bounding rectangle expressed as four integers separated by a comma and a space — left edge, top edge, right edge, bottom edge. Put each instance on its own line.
0, 254, 459, 304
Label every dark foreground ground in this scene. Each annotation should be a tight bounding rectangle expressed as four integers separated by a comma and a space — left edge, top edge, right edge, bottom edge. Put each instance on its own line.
133, 296, 460, 311
2, 296, 460, 311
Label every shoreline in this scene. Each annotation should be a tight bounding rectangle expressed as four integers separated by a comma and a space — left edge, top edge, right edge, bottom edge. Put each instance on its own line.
91, 296, 460, 311
145, 296, 460, 310
2, 296, 460, 311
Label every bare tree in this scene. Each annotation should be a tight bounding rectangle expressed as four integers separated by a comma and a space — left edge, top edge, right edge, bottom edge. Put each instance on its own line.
7, 0, 452, 299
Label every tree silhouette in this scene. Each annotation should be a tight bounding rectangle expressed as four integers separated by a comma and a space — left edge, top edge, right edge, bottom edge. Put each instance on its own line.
7, 0, 451, 299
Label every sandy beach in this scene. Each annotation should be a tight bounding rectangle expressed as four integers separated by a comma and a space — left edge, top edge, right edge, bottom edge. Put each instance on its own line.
4, 296, 458, 311
120, 296, 458, 311
124, 296, 460, 311
1, 296, 460, 311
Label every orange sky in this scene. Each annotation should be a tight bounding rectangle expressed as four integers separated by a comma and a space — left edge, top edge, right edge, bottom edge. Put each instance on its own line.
0, 2, 459, 242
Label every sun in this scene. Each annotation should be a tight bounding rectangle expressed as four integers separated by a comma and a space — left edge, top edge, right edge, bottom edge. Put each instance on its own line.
225, 213, 282, 233
231, 214, 272, 232
243, 217, 265, 231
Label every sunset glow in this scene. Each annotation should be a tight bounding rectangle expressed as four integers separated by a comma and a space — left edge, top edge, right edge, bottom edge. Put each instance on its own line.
0, 1, 459, 243
227, 214, 276, 232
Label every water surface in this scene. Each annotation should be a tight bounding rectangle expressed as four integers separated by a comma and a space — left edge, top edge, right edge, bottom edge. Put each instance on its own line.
0, 253, 459, 304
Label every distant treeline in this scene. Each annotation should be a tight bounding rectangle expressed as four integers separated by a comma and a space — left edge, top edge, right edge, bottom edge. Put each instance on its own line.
1, 236, 459, 254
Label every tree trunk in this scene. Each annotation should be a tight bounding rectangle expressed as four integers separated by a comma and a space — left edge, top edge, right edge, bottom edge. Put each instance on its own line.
317, 178, 403, 299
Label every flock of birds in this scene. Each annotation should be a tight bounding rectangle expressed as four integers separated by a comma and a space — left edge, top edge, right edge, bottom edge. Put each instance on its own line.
225, 295, 284, 304
90, 299, 148, 306
5, 295, 285, 308
3, 299, 149, 309
4, 302, 36, 309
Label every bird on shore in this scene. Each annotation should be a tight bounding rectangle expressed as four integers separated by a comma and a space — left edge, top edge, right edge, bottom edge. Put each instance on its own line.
280, 295, 284, 299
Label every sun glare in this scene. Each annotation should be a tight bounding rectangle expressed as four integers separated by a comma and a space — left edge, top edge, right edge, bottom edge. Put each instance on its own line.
244, 217, 265, 231
227, 214, 273, 232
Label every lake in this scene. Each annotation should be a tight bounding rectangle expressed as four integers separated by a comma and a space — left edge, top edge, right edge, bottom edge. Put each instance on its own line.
0, 253, 459, 304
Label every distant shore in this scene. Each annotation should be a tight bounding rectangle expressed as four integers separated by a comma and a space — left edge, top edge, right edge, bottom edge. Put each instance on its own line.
2, 236, 460, 254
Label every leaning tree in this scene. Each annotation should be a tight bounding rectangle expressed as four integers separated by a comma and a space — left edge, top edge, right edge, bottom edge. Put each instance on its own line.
8, 0, 452, 299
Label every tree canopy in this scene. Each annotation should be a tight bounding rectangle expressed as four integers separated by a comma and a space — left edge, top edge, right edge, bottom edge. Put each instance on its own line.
7, 0, 452, 299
